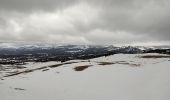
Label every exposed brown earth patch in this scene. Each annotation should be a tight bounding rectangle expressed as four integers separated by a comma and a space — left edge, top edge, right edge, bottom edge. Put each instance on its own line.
49, 64, 64, 68
140, 55, 170, 58
42, 69, 49, 72
98, 61, 140, 67
117, 62, 141, 67
0, 78, 4, 80
0, 65, 26, 72
2, 60, 141, 78
98, 62, 115, 65
74, 65, 92, 71
49, 61, 80, 68
3, 61, 81, 77
14, 88, 26, 91
4, 66, 48, 77
64, 62, 79, 64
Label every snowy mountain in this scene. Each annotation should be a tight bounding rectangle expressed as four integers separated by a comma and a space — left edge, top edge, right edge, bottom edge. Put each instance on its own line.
0, 53, 170, 100
0, 43, 170, 100
0, 42, 169, 64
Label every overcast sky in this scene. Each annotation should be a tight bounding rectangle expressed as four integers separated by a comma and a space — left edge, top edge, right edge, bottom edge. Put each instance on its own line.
0, 0, 170, 45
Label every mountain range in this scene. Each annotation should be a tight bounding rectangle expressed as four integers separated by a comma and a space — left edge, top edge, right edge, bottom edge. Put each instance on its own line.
0, 42, 169, 65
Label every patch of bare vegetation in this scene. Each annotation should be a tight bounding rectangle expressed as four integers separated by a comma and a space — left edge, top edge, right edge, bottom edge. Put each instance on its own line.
48, 64, 64, 68
64, 62, 79, 64
74, 65, 92, 71
3, 61, 82, 78
117, 62, 141, 67
4, 66, 48, 77
2, 59, 141, 78
0, 65, 26, 72
98, 62, 115, 65
0, 78, 4, 80
14, 88, 26, 91
98, 61, 140, 67
49, 61, 80, 68
42, 69, 49, 72
140, 55, 170, 58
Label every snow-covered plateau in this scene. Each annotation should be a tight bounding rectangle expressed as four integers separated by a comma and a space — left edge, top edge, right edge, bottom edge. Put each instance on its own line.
0, 53, 170, 100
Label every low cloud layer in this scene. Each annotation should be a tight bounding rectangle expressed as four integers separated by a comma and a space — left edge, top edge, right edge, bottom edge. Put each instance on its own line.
0, 0, 170, 45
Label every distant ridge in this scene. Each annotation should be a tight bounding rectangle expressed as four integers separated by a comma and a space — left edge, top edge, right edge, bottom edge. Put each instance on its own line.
0, 42, 169, 65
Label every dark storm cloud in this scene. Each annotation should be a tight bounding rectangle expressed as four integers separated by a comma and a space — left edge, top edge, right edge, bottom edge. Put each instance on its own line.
85, 0, 170, 39
0, 0, 170, 45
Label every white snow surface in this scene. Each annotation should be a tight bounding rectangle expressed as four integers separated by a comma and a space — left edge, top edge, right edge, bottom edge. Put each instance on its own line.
0, 54, 170, 100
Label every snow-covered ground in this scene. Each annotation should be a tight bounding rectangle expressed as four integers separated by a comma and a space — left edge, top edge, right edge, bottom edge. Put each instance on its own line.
0, 53, 170, 100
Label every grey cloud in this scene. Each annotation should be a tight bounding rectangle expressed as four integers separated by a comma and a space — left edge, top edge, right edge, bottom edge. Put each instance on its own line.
0, 0, 170, 45
86, 0, 170, 41
0, 0, 79, 12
